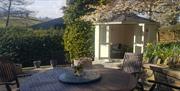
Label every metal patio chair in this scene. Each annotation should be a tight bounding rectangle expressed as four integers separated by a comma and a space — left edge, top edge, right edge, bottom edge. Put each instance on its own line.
0, 57, 20, 91
122, 52, 144, 91
0, 56, 31, 91
148, 66, 180, 91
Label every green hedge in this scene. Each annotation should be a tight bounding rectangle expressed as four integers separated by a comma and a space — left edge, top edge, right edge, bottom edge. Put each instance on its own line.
0, 28, 67, 67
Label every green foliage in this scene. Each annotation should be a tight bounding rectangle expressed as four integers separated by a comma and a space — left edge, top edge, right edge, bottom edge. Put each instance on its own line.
63, 0, 104, 60
64, 0, 106, 24
63, 20, 94, 60
0, 28, 66, 67
144, 42, 180, 64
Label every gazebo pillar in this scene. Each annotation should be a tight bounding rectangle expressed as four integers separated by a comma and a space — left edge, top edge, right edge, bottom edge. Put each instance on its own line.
133, 23, 145, 53
94, 25, 100, 61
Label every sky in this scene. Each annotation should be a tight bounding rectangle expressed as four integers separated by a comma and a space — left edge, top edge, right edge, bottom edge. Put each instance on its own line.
27, 0, 66, 19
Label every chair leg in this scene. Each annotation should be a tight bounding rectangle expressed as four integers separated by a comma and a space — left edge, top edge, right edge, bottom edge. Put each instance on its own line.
5, 84, 11, 91
149, 83, 156, 91
139, 82, 144, 91
16, 78, 20, 88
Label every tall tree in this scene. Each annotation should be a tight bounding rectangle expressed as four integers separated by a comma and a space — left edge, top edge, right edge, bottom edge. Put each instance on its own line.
63, 0, 107, 60
0, 0, 32, 28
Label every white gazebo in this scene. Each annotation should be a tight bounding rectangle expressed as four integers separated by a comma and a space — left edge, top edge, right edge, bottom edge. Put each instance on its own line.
94, 14, 159, 63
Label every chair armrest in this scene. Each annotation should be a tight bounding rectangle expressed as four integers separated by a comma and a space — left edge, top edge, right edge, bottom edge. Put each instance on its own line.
132, 71, 143, 74
132, 71, 144, 76
148, 80, 180, 89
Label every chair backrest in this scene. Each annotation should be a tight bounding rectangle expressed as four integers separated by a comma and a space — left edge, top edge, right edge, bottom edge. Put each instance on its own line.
150, 66, 173, 91
0, 57, 17, 83
122, 52, 143, 73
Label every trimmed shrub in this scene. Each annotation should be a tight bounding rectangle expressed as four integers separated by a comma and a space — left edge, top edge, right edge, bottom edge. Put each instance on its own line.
63, 20, 94, 61
0, 28, 66, 67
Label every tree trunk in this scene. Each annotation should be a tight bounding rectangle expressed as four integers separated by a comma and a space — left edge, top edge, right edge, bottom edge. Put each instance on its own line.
5, 0, 12, 28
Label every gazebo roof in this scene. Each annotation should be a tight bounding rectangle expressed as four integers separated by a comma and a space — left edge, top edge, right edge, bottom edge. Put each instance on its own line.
103, 14, 157, 24
84, 13, 158, 24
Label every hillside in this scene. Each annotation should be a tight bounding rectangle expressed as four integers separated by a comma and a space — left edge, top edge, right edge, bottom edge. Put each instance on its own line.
0, 17, 42, 28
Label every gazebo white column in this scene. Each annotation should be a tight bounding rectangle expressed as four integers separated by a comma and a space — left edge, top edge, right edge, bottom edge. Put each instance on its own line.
94, 25, 100, 61
133, 23, 145, 53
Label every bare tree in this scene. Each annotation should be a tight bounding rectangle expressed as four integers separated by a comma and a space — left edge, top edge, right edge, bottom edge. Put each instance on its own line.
0, 0, 33, 28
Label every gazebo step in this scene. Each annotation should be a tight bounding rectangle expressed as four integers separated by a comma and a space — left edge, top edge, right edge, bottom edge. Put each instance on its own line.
103, 61, 123, 69
93, 59, 123, 69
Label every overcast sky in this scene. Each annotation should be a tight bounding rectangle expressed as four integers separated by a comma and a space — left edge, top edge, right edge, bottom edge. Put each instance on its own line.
27, 0, 66, 19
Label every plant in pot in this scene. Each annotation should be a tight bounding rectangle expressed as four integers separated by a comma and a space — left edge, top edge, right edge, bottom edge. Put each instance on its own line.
73, 57, 93, 76
15, 63, 23, 74
167, 56, 180, 69
144, 43, 154, 63
167, 46, 180, 69
33, 60, 41, 68
73, 59, 83, 76
162, 43, 180, 68
50, 51, 58, 67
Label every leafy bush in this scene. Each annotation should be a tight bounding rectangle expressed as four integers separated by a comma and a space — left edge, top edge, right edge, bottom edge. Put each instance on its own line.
144, 42, 180, 65
0, 28, 66, 67
63, 20, 94, 60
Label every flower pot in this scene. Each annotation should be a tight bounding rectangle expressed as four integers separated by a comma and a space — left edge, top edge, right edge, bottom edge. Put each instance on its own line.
73, 58, 92, 69
33, 61, 41, 68
15, 64, 22, 74
50, 60, 57, 67
73, 59, 81, 66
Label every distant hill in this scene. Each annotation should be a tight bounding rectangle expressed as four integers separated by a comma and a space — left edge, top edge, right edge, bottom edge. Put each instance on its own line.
31, 17, 64, 30
0, 17, 42, 28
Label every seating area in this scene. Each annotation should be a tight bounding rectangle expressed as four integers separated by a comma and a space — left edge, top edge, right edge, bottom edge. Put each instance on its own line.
0, 1, 179, 91
0, 52, 179, 91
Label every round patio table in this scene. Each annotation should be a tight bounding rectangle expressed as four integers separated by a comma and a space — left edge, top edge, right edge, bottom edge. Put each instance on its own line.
20, 67, 137, 91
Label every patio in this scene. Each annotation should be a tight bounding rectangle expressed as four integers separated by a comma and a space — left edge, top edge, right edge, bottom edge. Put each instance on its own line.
1, 62, 180, 91
0, 66, 52, 91
20, 67, 137, 91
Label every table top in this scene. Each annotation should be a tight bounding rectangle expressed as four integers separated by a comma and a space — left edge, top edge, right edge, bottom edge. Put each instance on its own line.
20, 67, 137, 91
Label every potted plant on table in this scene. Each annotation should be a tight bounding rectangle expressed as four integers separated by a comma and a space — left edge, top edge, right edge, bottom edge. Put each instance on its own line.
73, 59, 84, 76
